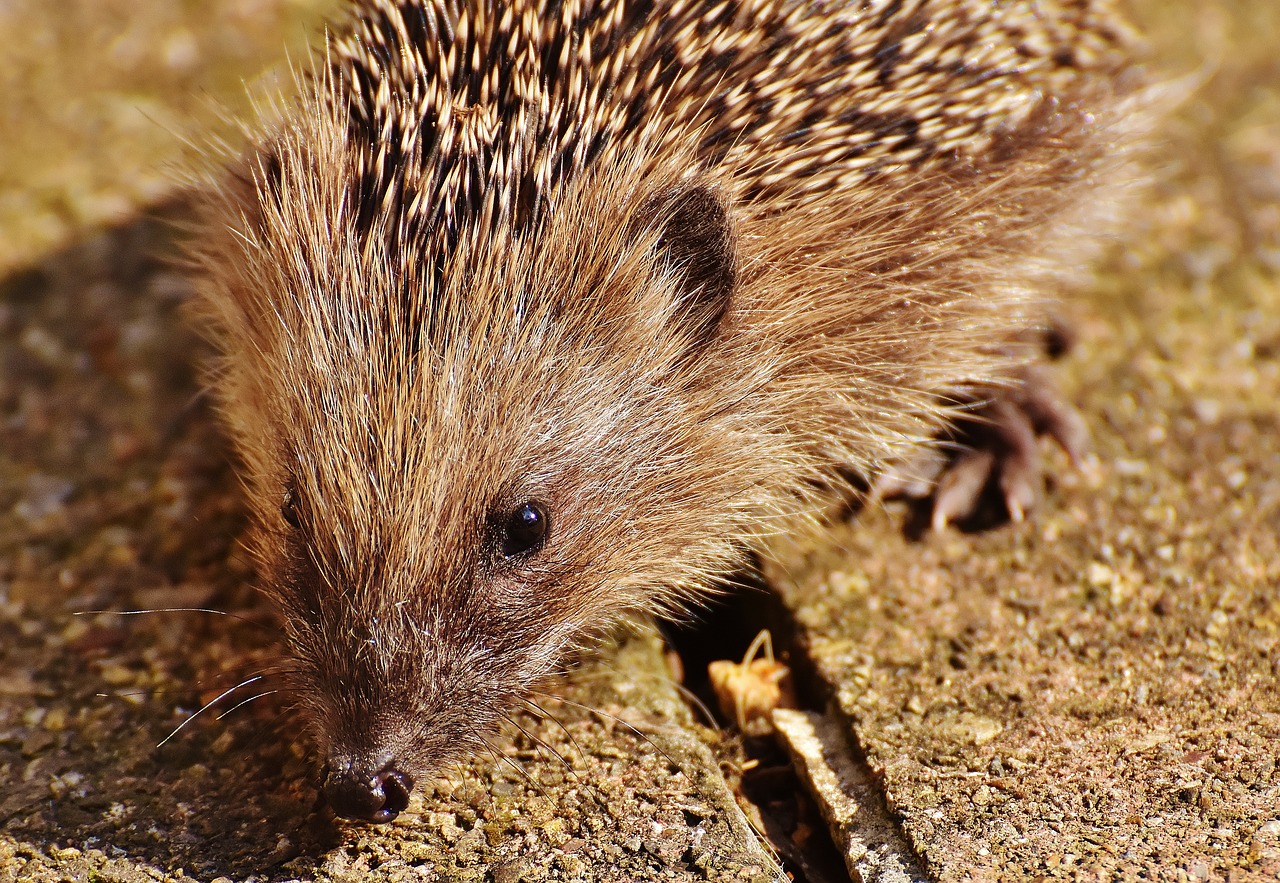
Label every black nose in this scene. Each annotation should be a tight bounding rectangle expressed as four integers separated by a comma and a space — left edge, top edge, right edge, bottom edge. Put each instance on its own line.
323, 764, 414, 823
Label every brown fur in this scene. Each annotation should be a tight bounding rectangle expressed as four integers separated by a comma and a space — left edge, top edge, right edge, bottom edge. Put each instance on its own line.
187, 0, 1150, 816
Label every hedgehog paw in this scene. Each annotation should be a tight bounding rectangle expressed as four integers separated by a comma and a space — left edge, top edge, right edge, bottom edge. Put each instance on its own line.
875, 363, 1091, 531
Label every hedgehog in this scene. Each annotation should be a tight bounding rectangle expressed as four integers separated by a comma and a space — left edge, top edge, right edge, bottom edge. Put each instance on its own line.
187, 0, 1149, 822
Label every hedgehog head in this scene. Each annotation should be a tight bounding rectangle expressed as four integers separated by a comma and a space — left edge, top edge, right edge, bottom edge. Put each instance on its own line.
194, 101, 801, 819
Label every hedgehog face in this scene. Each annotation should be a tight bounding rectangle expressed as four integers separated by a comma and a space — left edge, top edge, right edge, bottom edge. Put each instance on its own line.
271, 464, 579, 822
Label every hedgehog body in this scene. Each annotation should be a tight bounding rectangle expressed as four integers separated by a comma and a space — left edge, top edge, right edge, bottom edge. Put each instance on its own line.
190, 0, 1145, 821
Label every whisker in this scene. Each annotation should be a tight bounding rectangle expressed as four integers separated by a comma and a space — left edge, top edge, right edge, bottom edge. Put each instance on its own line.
573, 663, 721, 730
95, 663, 295, 702
529, 691, 686, 779
477, 735, 552, 801
156, 675, 264, 747
502, 711, 578, 777
527, 690, 733, 811
74, 607, 279, 635
216, 689, 281, 721
519, 697, 587, 767
670, 680, 720, 729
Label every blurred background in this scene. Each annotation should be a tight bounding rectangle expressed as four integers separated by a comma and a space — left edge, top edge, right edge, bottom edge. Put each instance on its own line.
0, 0, 334, 273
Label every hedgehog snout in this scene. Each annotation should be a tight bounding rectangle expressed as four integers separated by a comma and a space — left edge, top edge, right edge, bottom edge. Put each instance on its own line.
323, 760, 414, 823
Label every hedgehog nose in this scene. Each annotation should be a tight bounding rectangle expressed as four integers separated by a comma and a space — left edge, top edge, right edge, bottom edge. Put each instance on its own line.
323, 763, 414, 823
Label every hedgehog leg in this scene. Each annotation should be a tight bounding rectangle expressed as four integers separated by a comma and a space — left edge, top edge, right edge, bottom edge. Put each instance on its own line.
876, 361, 1090, 531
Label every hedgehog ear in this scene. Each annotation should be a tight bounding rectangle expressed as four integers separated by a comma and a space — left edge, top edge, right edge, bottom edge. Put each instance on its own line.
222, 146, 283, 237
645, 183, 737, 350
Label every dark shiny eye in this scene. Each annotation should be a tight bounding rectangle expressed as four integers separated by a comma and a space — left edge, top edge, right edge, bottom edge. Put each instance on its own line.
282, 484, 302, 530
501, 501, 548, 558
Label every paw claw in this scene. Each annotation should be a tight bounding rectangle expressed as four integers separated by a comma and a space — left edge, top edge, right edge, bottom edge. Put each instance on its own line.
930, 448, 996, 532
874, 447, 948, 501
1018, 363, 1091, 464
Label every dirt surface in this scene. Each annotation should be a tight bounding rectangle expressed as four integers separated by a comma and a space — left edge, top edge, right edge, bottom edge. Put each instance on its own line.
766, 0, 1280, 879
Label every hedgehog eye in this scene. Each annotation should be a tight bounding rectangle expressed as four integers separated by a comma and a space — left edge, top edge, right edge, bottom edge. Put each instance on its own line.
501, 501, 548, 558
282, 484, 302, 530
